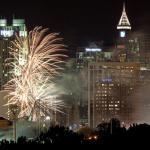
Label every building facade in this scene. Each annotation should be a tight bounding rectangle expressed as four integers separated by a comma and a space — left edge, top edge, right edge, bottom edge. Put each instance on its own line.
116, 2, 133, 62
88, 62, 140, 128
75, 2, 150, 128
0, 19, 27, 89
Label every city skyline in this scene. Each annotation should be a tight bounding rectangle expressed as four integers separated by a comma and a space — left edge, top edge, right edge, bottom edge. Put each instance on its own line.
0, 0, 150, 145
0, 0, 150, 53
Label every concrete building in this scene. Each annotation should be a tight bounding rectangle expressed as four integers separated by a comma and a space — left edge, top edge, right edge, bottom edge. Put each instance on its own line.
0, 19, 27, 120
75, 2, 150, 128
88, 62, 140, 128
0, 19, 27, 89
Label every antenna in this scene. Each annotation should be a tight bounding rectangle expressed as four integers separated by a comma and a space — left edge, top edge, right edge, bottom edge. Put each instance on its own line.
123, 2, 126, 12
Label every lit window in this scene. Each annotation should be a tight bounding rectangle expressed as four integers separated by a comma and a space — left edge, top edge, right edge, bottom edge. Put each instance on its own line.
19, 31, 27, 37
0, 30, 14, 37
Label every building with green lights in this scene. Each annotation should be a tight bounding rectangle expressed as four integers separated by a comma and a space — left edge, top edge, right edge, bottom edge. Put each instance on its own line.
0, 19, 27, 89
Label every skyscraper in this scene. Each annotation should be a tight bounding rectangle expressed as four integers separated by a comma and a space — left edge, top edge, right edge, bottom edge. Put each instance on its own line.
116, 3, 132, 62
87, 3, 142, 128
117, 2, 131, 38
88, 62, 140, 128
76, 42, 103, 125
0, 19, 27, 89
0, 19, 27, 119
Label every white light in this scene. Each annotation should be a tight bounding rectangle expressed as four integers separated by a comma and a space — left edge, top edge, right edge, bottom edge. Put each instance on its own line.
85, 48, 102, 52
0, 30, 14, 37
19, 31, 27, 37
46, 116, 50, 120
120, 31, 126, 37
117, 26, 131, 30
140, 67, 150, 70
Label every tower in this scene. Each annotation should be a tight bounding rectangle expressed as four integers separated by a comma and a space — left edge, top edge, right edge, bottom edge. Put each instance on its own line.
0, 19, 27, 89
88, 62, 140, 128
0, 19, 27, 120
117, 2, 131, 38
116, 2, 132, 62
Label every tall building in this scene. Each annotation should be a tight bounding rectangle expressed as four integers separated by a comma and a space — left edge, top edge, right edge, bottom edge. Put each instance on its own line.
138, 34, 150, 63
117, 2, 131, 39
0, 19, 27, 119
0, 19, 27, 89
88, 62, 140, 128
76, 42, 104, 125
76, 42, 103, 70
116, 3, 132, 62
75, 2, 150, 128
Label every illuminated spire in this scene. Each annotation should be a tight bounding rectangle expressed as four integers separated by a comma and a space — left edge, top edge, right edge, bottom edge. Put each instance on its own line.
117, 2, 131, 30
123, 2, 125, 12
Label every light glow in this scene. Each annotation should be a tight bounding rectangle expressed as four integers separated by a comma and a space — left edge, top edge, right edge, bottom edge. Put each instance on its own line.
86, 48, 102, 52
117, 26, 131, 30
4, 27, 67, 121
117, 3, 131, 30
0, 30, 14, 37
120, 31, 126, 37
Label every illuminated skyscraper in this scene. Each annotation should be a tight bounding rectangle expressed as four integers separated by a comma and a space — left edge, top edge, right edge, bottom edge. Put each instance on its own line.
116, 2, 132, 62
76, 42, 104, 125
117, 2, 131, 38
76, 42, 103, 70
88, 62, 140, 128
0, 19, 27, 89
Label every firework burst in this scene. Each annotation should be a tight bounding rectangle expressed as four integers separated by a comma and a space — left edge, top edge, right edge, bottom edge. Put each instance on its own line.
4, 27, 67, 121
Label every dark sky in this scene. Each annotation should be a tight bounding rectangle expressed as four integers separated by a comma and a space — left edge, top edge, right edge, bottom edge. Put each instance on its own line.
0, 0, 150, 55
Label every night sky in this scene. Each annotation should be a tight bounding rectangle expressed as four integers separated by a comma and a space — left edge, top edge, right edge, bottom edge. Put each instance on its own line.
0, 0, 150, 55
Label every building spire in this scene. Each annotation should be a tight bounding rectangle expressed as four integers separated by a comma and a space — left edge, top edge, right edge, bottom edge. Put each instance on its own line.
123, 2, 126, 12
117, 2, 131, 30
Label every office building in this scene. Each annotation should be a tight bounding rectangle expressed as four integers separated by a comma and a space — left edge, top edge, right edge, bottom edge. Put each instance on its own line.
88, 62, 140, 128
0, 19, 27, 89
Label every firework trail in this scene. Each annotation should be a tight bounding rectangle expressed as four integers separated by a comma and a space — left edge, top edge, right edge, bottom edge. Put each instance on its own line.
4, 27, 67, 121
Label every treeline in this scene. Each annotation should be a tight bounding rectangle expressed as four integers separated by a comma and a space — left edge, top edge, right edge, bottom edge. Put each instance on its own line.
0, 119, 150, 147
